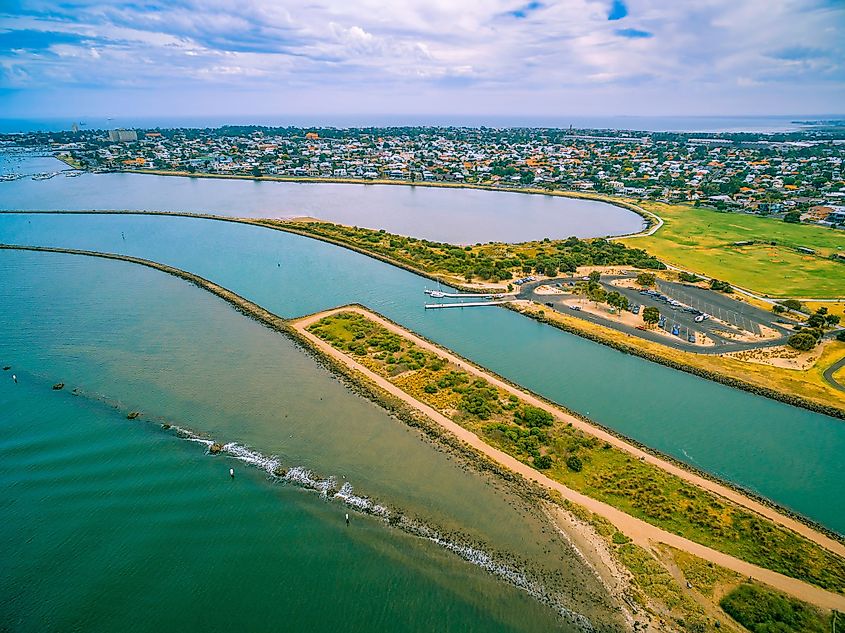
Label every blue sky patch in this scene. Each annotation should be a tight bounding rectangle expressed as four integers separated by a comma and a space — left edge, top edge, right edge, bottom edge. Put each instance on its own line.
615, 28, 652, 39
504, 1, 544, 19
608, 0, 628, 21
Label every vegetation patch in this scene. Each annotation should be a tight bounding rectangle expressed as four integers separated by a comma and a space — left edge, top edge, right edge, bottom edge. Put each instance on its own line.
719, 583, 832, 633
262, 219, 664, 284
307, 310, 845, 594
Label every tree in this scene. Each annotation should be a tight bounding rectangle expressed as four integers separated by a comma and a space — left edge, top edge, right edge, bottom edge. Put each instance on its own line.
783, 211, 802, 223
780, 299, 803, 313
606, 291, 629, 311
787, 332, 817, 351
772, 304, 786, 314
807, 314, 826, 329
251, 165, 262, 177
587, 284, 607, 304
588, 270, 601, 283
826, 314, 840, 327
837, 331, 845, 342
636, 272, 656, 287
642, 306, 660, 326
534, 455, 553, 469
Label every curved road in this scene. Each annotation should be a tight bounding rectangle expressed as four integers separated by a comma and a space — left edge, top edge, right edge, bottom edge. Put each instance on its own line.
824, 356, 845, 393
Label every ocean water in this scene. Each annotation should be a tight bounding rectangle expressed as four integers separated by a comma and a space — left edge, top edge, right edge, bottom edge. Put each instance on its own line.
1, 213, 843, 536
0, 250, 622, 632
1, 113, 841, 133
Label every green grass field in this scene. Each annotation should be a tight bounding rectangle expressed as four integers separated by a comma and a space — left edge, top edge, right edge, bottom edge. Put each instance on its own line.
622, 202, 845, 298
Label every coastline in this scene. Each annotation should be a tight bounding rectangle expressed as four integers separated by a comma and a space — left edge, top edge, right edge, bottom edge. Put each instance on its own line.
3, 209, 842, 420
2, 243, 843, 613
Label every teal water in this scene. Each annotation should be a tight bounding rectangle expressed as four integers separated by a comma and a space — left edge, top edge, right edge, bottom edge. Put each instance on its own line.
1, 213, 843, 535
1, 251, 622, 632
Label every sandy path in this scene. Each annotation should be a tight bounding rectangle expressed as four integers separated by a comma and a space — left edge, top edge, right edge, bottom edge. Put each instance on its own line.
294, 306, 845, 611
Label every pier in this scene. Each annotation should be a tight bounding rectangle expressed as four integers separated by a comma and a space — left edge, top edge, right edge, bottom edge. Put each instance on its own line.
425, 301, 509, 309
424, 289, 505, 299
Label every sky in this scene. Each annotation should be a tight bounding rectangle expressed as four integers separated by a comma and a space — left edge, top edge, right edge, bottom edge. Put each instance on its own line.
0, 0, 844, 121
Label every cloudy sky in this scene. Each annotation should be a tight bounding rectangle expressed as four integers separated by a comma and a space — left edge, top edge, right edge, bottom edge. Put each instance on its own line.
1, 0, 844, 121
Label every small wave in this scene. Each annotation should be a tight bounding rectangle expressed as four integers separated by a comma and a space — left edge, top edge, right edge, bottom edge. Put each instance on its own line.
163, 426, 592, 629
26, 379, 594, 631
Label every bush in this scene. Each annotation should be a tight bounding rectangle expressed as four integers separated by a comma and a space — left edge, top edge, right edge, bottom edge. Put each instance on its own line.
719, 584, 829, 633
837, 331, 845, 342
787, 332, 817, 351
709, 279, 733, 293
636, 272, 656, 287
423, 383, 438, 394
678, 272, 702, 283
515, 405, 554, 428
566, 454, 583, 472
534, 454, 552, 469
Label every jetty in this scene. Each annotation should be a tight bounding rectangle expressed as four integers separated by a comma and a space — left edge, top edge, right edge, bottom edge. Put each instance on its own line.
424, 289, 505, 299
425, 301, 509, 309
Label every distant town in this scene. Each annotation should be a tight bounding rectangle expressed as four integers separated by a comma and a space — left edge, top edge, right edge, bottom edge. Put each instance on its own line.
3, 124, 845, 227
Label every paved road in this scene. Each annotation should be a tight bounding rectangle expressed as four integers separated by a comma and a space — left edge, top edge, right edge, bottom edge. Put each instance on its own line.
823, 355, 845, 393
517, 275, 794, 354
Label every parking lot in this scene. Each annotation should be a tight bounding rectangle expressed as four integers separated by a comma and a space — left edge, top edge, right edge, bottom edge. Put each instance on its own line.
517, 274, 795, 353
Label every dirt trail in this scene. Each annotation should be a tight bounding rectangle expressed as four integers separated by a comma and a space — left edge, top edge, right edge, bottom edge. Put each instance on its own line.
294, 306, 845, 611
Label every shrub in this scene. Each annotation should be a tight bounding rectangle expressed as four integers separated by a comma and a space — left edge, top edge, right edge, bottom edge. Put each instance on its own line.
566, 454, 583, 472
636, 272, 656, 287
515, 405, 554, 428
534, 454, 552, 469
787, 332, 817, 351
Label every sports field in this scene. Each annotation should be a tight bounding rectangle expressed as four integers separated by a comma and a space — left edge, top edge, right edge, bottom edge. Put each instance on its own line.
622, 202, 845, 298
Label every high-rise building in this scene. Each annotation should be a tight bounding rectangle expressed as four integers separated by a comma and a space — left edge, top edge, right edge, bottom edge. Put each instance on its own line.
108, 129, 138, 142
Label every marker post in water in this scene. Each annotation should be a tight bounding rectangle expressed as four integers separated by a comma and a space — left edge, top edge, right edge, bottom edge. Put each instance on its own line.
229, 468, 234, 479
346, 513, 349, 527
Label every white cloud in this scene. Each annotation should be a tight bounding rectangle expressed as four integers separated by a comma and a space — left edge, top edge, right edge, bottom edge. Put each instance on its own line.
0, 0, 843, 115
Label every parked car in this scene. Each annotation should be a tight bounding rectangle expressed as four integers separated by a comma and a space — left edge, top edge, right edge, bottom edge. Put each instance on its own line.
569, 304, 581, 311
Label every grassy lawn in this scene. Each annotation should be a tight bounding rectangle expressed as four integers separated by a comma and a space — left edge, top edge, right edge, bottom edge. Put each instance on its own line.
622, 201, 845, 298
307, 310, 845, 594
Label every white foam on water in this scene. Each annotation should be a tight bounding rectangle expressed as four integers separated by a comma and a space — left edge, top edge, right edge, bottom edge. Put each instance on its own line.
169, 428, 593, 631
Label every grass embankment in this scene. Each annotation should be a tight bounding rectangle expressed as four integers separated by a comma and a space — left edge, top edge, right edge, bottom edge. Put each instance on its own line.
621, 201, 845, 299
512, 302, 845, 414
255, 218, 663, 286
720, 583, 835, 632
306, 311, 845, 594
